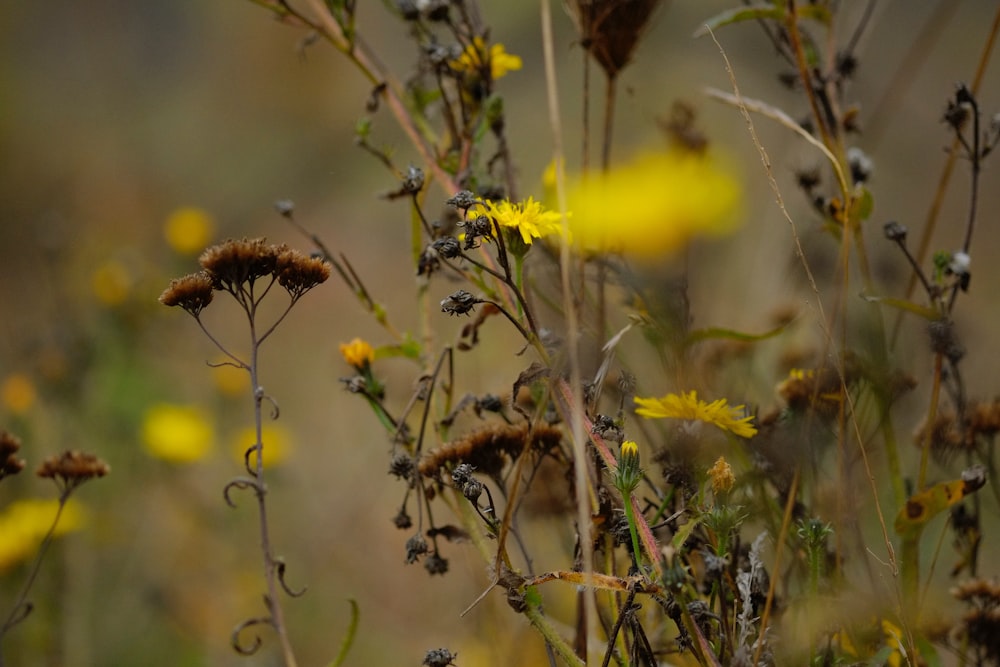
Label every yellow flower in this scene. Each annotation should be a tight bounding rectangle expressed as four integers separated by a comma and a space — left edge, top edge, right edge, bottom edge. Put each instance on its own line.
707, 456, 735, 494
0, 498, 85, 571
339, 338, 374, 370
478, 197, 564, 245
634, 391, 757, 438
2, 373, 37, 415
451, 38, 523, 80
232, 424, 292, 468
566, 150, 741, 258
142, 403, 214, 463
91, 259, 132, 306
164, 207, 214, 255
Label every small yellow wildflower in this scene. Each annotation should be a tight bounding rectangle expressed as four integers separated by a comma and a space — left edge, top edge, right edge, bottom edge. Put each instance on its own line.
478, 197, 564, 245
164, 207, 214, 255
142, 403, 214, 463
707, 456, 735, 494
91, 259, 132, 306
339, 338, 375, 370
0, 498, 85, 571
451, 37, 522, 80
634, 391, 757, 438
232, 424, 292, 468
566, 150, 741, 258
2, 373, 37, 415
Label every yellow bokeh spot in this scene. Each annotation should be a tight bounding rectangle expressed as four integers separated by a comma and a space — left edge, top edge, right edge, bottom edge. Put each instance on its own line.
164, 207, 214, 255
2, 373, 37, 414
232, 424, 292, 468
566, 150, 742, 259
0, 498, 86, 571
211, 362, 247, 398
91, 260, 132, 306
142, 403, 214, 463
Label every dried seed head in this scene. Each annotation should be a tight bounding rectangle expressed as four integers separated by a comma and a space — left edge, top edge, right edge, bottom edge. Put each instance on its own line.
404, 533, 429, 564
159, 271, 215, 316
431, 236, 461, 259
445, 190, 480, 211
423, 648, 457, 667
440, 290, 478, 316
37, 450, 110, 493
567, 0, 661, 79
883, 220, 907, 242
199, 238, 280, 289
0, 430, 25, 481
392, 507, 413, 529
423, 553, 449, 576
276, 247, 331, 297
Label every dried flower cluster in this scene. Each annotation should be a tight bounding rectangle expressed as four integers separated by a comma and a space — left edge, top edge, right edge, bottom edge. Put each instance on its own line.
36, 450, 110, 495
159, 237, 331, 316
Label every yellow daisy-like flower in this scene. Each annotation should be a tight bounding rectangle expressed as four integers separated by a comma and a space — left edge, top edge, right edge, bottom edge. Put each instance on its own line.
479, 197, 564, 245
566, 150, 741, 259
164, 207, 215, 256
142, 403, 215, 463
339, 338, 375, 370
634, 391, 757, 438
2, 373, 37, 415
232, 424, 292, 468
0, 498, 85, 571
451, 37, 523, 80
707, 456, 735, 494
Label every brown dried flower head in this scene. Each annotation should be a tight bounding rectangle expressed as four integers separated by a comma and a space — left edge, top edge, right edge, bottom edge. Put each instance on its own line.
37, 450, 110, 493
199, 237, 282, 289
276, 247, 331, 298
159, 271, 215, 316
567, 0, 662, 79
0, 430, 26, 480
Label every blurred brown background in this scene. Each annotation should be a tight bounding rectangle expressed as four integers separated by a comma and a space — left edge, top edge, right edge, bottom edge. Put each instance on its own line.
1, 1, 999, 664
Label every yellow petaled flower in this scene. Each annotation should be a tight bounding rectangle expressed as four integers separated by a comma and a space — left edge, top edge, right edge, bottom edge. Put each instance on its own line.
339, 338, 375, 370
477, 197, 564, 245
634, 391, 757, 438
91, 260, 132, 306
707, 456, 735, 494
142, 403, 215, 463
232, 424, 292, 468
451, 38, 523, 80
164, 207, 214, 256
0, 498, 85, 571
2, 373, 37, 415
566, 150, 741, 258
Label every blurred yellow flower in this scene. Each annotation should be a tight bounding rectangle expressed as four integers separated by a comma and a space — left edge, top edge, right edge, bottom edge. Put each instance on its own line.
2, 373, 37, 415
451, 38, 522, 80
232, 424, 292, 468
164, 207, 214, 255
142, 403, 214, 463
566, 150, 741, 258
707, 456, 735, 494
634, 391, 757, 438
91, 259, 132, 306
479, 197, 564, 245
211, 362, 247, 398
339, 338, 374, 370
0, 498, 85, 571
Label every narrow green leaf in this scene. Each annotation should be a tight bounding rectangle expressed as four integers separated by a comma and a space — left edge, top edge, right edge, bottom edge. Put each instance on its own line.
694, 5, 783, 38
327, 598, 360, 667
860, 293, 941, 321
685, 319, 793, 347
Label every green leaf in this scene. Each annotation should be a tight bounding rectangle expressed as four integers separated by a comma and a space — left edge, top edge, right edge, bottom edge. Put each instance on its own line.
860, 293, 941, 321
685, 319, 793, 347
848, 186, 874, 226
895, 475, 985, 537
694, 5, 783, 37
326, 598, 360, 667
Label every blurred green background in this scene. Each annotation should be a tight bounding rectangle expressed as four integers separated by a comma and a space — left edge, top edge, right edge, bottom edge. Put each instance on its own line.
1, 1, 999, 665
